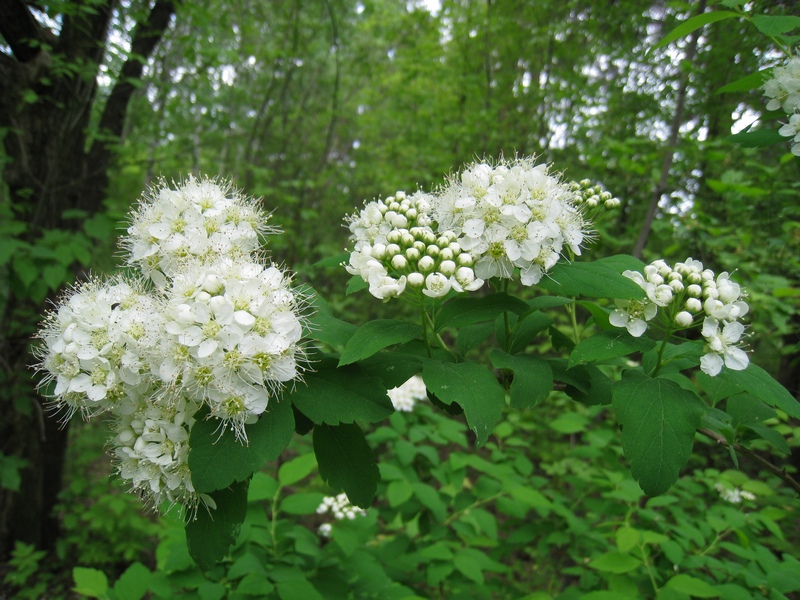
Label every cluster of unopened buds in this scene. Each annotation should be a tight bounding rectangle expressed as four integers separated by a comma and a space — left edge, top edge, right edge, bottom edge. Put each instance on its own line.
568, 179, 622, 211
35, 177, 308, 513
316, 493, 368, 537
345, 191, 484, 300
762, 56, 800, 156
345, 158, 620, 298
610, 257, 749, 376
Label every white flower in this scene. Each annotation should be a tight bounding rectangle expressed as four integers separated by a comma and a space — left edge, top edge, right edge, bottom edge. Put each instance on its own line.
700, 317, 749, 376
609, 299, 658, 337
387, 375, 427, 412
763, 56, 800, 113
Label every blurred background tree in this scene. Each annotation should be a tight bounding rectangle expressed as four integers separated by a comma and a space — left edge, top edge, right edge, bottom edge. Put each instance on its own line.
1, 0, 798, 564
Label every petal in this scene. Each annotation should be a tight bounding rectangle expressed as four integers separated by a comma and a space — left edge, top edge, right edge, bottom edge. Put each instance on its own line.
700, 353, 723, 376
626, 318, 648, 338
724, 347, 749, 371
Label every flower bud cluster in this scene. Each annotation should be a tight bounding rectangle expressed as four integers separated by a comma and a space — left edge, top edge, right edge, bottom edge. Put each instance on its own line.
387, 374, 427, 412
609, 257, 749, 376
762, 56, 800, 156
345, 191, 484, 300
316, 492, 368, 536
36, 177, 308, 513
568, 179, 621, 210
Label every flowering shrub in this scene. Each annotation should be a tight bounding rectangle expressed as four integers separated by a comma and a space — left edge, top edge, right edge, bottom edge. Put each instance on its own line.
36, 177, 309, 513
34, 160, 799, 571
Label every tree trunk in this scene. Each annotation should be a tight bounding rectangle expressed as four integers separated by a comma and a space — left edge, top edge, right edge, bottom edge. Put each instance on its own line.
0, 0, 178, 559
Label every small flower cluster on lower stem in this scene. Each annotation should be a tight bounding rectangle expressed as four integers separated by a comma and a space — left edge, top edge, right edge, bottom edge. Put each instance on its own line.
610, 257, 750, 376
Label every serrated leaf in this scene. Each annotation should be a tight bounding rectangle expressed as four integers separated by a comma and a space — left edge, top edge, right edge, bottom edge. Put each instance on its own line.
490, 350, 553, 409
569, 330, 656, 367
717, 364, 800, 419
186, 479, 249, 570
752, 14, 800, 35
538, 261, 646, 299
612, 372, 706, 495
306, 290, 357, 349
421, 359, 505, 447
357, 352, 422, 389
652, 10, 739, 50
314, 423, 379, 508
189, 399, 295, 493
509, 310, 553, 353
290, 358, 394, 425
717, 69, 771, 94
434, 293, 529, 333
339, 320, 422, 366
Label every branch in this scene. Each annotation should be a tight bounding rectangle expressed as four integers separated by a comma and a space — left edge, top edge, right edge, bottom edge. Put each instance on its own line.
94, 0, 178, 146
0, 0, 47, 62
699, 428, 800, 497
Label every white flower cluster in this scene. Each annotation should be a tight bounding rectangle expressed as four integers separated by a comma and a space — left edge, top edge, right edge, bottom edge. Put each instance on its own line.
610, 257, 749, 377
345, 191, 484, 300
316, 492, 368, 537
123, 176, 273, 288
387, 374, 427, 412
345, 158, 603, 297
715, 482, 756, 504
36, 177, 307, 512
433, 158, 588, 285
763, 57, 800, 156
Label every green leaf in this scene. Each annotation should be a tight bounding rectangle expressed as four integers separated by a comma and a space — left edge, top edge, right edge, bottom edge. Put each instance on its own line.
596, 254, 647, 273
490, 350, 553, 409
717, 364, 800, 419
434, 293, 529, 333
276, 579, 325, 600
612, 371, 706, 495
717, 70, 771, 94
314, 423, 379, 508
189, 399, 295, 493
752, 14, 800, 35
726, 393, 774, 427
569, 330, 656, 368
422, 359, 506, 447
306, 292, 357, 349
726, 128, 785, 148
277, 453, 317, 487
538, 261, 646, 299
280, 492, 327, 515
73, 567, 108, 598
113, 562, 151, 600
509, 311, 553, 353
664, 574, 719, 597
652, 10, 739, 50
290, 358, 395, 425
588, 552, 642, 574
339, 320, 422, 366
413, 482, 448, 522
186, 479, 249, 571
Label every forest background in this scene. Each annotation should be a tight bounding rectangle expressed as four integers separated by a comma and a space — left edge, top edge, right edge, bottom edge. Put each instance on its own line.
1, 0, 800, 598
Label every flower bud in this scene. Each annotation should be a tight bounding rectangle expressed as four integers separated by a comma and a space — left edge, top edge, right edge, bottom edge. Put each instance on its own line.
668, 279, 684, 293
422, 230, 436, 245
386, 243, 401, 256
457, 253, 474, 267
418, 256, 435, 272
439, 260, 456, 276
426, 245, 440, 257
687, 284, 702, 297
392, 214, 408, 229
405, 247, 420, 261
685, 297, 702, 313
391, 255, 407, 270
407, 272, 424, 287
455, 267, 475, 286
703, 286, 719, 300
406, 208, 418, 220
675, 311, 694, 328
413, 241, 426, 253
687, 272, 702, 284
396, 191, 406, 200
439, 248, 454, 261
387, 230, 401, 244
385, 210, 397, 222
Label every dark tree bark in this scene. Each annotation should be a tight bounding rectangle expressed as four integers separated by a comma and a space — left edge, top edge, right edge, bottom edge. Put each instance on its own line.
0, 0, 178, 558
